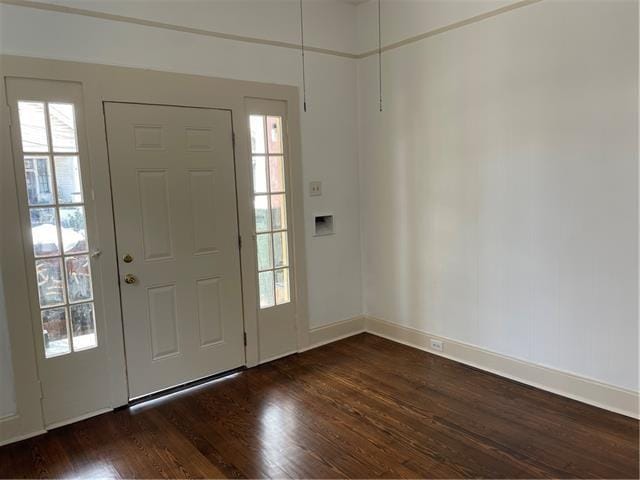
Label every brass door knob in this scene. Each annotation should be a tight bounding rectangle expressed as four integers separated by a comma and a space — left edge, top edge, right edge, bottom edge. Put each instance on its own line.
124, 274, 137, 285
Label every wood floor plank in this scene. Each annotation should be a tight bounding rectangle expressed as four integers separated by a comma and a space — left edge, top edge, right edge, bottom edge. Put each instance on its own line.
0, 333, 637, 479
311, 336, 635, 477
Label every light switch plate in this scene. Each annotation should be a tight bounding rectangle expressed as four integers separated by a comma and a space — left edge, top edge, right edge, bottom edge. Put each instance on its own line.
310, 181, 322, 196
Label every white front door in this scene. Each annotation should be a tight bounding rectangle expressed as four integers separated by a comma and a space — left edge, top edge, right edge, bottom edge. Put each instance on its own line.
104, 103, 245, 399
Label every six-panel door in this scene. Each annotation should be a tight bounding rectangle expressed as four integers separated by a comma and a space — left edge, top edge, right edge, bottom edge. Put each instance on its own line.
104, 103, 244, 399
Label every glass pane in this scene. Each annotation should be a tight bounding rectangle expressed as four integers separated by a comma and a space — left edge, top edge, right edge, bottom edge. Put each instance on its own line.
266, 116, 283, 154
275, 268, 291, 305
259, 270, 275, 309
24, 156, 54, 205
250, 115, 265, 154
42, 307, 70, 357
273, 231, 289, 268
60, 206, 88, 254
252, 156, 268, 193
256, 233, 273, 271
36, 258, 65, 307
269, 156, 285, 193
254, 195, 270, 233
18, 101, 48, 152
30, 207, 61, 257
54, 156, 83, 203
70, 303, 97, 351
65, 255, 93, 303
270, 194, 287, 230
48, 103, 78, 153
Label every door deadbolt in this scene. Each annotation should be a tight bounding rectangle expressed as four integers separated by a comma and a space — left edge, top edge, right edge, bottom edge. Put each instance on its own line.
124, 274, 137, 285
123, 254, 133, 263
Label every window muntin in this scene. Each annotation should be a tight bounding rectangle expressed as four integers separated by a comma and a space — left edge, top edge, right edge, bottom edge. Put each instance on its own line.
250, 115, 291, 309
17, 101, 97, 358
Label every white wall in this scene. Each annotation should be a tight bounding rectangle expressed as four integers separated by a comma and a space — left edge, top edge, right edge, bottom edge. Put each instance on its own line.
357, 0, 639, 391
0, 0, 364, 331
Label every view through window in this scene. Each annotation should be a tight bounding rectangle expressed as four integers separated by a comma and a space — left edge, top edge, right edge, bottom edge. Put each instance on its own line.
250, 114, 291, 309
17, 101, 97, 358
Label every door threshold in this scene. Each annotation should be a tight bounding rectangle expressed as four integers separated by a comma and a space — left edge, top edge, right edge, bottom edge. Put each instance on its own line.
126, 366, 246, 408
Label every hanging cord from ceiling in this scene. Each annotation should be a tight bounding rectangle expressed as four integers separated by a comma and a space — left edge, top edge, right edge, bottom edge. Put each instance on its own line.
378, 0, 383, 112
299, 0, 307, 112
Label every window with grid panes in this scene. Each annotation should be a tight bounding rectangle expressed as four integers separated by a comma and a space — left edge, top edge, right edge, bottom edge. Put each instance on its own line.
249, 115, 291, 309
16, 101, 97, 358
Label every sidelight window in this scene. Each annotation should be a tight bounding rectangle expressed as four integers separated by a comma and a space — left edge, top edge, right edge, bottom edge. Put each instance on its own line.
250, 115, 291, 309
17, 101, 97, 358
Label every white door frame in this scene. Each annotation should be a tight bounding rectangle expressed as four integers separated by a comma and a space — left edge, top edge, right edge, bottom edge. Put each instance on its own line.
0, 54, 310, 444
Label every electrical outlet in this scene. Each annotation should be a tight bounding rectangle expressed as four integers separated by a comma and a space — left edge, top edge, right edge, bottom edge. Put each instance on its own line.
429, 338, 443, 352
310, 181, 322, 196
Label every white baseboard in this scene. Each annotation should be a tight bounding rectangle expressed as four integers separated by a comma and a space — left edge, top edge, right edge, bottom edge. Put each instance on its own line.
365, 315, 640, 419
259, 350, 298, 365
302, 316, 366, 352
45, 407, 113, 431
0, 428, 46, 447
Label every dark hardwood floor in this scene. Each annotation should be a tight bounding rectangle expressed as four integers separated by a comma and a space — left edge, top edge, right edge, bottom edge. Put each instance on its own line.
1, 333, 637, 479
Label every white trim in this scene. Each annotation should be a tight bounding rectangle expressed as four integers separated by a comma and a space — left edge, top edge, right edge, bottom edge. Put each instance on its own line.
357, 0, 544, 58
0, 429, 46, 447
258, 350, 298, 365
0, 0, 545, 60
45, 407, 112, 430
263, 314, 367, 360
303, 316, 366, 352
0, 58, 46, 447
0, 412, 18, 422
365, 316, 640, 419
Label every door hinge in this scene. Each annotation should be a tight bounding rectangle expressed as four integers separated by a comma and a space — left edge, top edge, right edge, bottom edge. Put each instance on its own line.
232, 131, 236, 147
243, 332, 247, 346
238, 235, 242, 249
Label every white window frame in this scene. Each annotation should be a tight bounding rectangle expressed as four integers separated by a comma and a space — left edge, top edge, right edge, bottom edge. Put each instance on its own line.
249, 113, 293, 309
15, 99, 98, 359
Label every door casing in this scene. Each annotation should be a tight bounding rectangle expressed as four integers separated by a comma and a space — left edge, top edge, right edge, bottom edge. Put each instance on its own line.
0, 54, 310, 444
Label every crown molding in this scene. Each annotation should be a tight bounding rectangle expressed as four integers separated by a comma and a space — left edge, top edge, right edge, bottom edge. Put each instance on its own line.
2, 0, 544, 60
